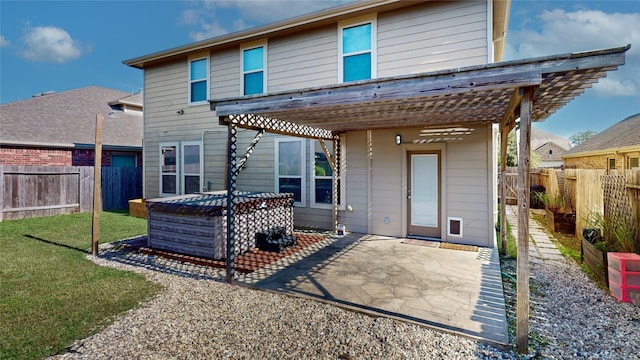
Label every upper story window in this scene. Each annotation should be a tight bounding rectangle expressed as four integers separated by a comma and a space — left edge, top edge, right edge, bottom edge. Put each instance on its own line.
242, 42, 266, 95
339, 17, 376, 83
629, 157, 638, 169
189, 55, 209, 104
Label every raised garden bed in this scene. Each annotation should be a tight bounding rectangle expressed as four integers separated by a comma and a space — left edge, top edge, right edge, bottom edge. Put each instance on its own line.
546, 209, 576, 235
582, 237, 609, 287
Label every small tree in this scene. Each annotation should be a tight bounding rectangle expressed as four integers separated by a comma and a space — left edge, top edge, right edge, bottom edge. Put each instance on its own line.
569, 130, 597, 147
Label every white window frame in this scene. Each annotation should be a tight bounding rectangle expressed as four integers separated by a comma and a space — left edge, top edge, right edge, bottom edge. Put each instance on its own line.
338, 15, 377, 83
241, 40, 267, 96
310, 137, 346, 210
160, 142, 179, 197
180, 141, 203, 194
275, 137, 305, 206
629, 156, 639, 170
188, 53, 210, 105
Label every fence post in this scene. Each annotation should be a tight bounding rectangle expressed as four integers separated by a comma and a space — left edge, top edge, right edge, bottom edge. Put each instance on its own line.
92, 114, 103, 256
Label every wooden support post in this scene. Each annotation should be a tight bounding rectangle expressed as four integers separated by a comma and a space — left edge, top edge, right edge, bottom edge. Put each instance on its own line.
91, 114, 103, 256
499, 88, 521, 256
516, 87, 534, 353
499, 127, 508, 256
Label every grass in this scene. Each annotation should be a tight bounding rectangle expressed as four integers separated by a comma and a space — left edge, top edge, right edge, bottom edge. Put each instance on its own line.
0, 211, 162, 360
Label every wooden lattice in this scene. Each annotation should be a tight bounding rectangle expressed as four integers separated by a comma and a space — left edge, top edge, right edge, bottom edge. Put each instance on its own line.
602, 174, 636, 250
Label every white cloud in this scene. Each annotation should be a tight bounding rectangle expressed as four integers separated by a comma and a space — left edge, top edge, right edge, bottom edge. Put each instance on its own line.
182, 0, 351, 41
19, 26, 87, 63
0, 35, 9, 47
506, 9, 640, 98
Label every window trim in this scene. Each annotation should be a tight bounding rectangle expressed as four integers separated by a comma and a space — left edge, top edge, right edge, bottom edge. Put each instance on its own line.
241, 40, 267, 95
188, 54, 210, 105
338, 16, 377, 83
160, 142, 180, 197
629, 156, 639, 170
608, 158, 616, 171
180, 141, 203, 194
275, 137, 305, 206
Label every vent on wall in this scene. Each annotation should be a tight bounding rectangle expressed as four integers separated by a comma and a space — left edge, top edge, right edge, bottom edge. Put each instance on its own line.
448, 217, 463, 237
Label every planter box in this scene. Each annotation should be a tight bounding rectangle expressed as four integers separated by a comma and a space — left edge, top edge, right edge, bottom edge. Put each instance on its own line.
582, 237, 609, 286
128, 199, 147, 219
546, 209, 576, 235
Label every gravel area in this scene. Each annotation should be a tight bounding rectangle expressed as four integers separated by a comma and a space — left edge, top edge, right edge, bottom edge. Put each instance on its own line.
49, 238, 640, 359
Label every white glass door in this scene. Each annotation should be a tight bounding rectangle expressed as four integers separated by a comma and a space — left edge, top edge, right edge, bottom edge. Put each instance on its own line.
408, 151, 441, 238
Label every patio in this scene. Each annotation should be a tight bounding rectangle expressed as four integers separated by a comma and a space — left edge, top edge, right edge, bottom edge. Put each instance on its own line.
237, 233, 508, 346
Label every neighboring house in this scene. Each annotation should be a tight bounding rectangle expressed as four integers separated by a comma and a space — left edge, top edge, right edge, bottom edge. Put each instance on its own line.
124, 0, 626, 247
531, 127, 571, 168
563, 113, 640, 171
0, 86, 143, 167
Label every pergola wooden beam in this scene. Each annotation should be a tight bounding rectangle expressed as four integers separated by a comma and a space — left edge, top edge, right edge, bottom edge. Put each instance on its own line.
212, 68, 542, 118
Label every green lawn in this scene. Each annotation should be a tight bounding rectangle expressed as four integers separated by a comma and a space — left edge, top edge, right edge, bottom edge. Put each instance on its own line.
0, 211, 162, 360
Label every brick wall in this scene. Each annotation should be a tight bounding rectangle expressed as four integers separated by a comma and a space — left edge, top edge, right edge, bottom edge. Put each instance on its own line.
1, 146, 140, 167
0, 147, 72, 166
72, 149, 112, 166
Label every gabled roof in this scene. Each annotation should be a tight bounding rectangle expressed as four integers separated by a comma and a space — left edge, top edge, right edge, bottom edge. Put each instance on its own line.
563, 113, 640, 156
531, 127, 571, 151
109, 92, 143, 110
0, 86, 143, 149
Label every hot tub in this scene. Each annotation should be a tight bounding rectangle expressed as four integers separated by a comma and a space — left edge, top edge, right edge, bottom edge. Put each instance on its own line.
146, 191, 294, 259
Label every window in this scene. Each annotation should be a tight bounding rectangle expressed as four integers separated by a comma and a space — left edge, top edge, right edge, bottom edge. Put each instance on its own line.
189, 55, 208, 104
276, 138, 304, 205
630, 157, 639, 169
310, 138, 346, 209
160, 141, 202, 196
181, 141, 202, 194
160, 143, 179, 196
312, 141, 334, 207
242, 42, 266, 95
608, 158, 616, 170
339, 18, 376, 82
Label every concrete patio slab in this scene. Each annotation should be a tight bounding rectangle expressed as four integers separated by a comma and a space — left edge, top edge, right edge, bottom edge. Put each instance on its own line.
238, 233, 509, 346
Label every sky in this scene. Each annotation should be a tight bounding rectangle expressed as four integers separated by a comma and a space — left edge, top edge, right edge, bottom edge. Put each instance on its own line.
1, 0, 639, 139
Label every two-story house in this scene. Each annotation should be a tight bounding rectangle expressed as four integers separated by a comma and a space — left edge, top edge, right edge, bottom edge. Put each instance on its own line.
124, 0, 626, 249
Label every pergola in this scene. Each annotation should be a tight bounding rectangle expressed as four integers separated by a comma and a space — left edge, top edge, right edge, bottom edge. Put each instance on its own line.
211, 45, 629, 351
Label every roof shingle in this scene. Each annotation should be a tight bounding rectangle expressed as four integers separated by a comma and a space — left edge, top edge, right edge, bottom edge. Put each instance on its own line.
0, 86, 143, 149
564, 113, 640, 155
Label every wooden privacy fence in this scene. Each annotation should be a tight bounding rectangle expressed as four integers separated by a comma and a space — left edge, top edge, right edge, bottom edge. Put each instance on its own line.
0, 166, 142, 221
503, 168, 639, 241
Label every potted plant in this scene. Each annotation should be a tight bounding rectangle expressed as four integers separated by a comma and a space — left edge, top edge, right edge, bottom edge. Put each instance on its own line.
581, 210, 639, 286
